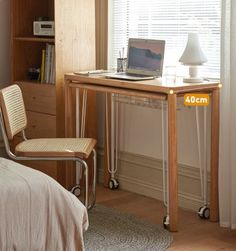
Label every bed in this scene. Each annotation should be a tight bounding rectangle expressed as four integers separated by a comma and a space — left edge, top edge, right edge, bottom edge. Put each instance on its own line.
0, 157, 88, 251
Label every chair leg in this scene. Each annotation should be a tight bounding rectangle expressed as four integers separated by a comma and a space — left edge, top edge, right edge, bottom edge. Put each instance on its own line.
88, 149, 97, 210
77, 150, 97, 210
79, 160, 89, 209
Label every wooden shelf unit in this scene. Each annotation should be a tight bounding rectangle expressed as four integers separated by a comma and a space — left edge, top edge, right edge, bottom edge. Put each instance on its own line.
11, 0, 96, 187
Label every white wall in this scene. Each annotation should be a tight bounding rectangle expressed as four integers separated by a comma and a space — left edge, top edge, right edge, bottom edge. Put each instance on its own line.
97, 94, 210, 168
96, 91, 211, 211
0, 0, 10, 87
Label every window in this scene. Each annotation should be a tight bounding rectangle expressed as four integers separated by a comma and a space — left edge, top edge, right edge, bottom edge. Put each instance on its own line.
108, 0, 221, 78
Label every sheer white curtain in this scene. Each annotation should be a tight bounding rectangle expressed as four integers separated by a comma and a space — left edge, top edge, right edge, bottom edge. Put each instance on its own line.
219, 0, 236, 229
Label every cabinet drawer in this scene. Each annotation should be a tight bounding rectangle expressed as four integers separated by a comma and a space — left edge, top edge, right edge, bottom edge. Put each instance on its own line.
17, 82, 56, 115
26, 111, 56, 138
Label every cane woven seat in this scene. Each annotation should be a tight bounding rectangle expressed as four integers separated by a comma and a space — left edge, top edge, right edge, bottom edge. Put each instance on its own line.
15, 138, 96, 158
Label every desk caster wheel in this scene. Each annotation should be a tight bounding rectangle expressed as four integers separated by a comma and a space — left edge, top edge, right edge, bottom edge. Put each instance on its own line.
71, 185, 81, 197
163, 215, 170, 229
109, 178, 119, 190
198, 206, 210, 219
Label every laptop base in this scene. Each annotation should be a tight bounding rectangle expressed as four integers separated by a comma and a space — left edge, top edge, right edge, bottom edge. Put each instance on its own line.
104, 72, 155, 81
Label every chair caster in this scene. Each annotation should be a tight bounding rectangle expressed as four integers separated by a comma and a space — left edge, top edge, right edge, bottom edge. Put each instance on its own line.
109, 178, 119, 190
71, 185, 81, 197
198, 206, 210, 219
163, 215, 170, 229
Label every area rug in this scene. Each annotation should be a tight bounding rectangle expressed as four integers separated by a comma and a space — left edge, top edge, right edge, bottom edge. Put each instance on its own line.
84, 204, 173, 251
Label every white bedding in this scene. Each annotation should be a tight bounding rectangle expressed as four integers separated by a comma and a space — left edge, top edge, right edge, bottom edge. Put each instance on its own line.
0, 158, 88, 251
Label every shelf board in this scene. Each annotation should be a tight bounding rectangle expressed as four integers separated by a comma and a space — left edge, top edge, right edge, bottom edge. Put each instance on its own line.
14, 80, 55, 86
14, 36, 55, 43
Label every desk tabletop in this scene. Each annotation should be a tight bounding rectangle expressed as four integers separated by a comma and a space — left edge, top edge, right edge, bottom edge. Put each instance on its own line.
65, 73, 220, 95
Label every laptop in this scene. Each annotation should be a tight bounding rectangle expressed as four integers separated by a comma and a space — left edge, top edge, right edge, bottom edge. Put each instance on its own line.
105, 38, 165, 81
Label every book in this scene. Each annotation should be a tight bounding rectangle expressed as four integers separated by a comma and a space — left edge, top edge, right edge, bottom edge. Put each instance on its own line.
40, 44, 55, 84
40, 49, 46, 83
44, 44, 51, 83
49, 45, 55, 84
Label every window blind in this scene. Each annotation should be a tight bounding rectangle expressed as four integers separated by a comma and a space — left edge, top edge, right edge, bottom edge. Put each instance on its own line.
108, 0, 221, 78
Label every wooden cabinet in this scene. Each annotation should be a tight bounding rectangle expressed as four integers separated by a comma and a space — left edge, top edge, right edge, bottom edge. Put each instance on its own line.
17, 82, 56, 139
11, 0, 96, 187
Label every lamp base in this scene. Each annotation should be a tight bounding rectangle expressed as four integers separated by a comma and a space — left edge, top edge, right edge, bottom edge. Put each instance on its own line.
183, 77, 204, 83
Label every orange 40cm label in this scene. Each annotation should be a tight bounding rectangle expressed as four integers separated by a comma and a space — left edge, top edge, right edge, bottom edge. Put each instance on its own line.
184, 94, 209, 106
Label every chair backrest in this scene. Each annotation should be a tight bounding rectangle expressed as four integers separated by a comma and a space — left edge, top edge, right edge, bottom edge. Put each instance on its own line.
0, 85, 27, 140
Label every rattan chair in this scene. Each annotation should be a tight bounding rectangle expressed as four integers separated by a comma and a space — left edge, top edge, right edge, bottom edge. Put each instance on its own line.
0, 84, 97, 209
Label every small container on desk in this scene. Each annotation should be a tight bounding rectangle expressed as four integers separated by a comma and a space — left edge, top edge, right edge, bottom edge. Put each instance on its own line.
117, 58, 127, 72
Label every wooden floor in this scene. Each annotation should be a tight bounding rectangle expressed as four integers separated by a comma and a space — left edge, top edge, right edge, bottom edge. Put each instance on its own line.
96, 185, 236, 251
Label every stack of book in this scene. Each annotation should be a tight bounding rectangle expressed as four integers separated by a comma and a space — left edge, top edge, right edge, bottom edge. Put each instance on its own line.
40, 44, 55, 84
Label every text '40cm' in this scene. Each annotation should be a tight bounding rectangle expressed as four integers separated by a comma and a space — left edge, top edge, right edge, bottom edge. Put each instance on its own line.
184, 94, 209, 106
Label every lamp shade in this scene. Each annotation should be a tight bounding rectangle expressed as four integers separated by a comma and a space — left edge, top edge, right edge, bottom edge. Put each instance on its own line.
179, 33, 207, 65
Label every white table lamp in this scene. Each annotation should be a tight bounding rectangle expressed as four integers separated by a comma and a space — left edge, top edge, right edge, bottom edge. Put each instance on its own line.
179, 33, 207, 83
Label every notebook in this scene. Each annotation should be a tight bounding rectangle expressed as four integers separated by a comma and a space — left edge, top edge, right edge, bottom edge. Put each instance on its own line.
105, 38, 165, 81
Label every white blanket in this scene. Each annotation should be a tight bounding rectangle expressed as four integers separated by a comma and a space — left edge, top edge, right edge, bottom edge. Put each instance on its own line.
0, 158, 88, 251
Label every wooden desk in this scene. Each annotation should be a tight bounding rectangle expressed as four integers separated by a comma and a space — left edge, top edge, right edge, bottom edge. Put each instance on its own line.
64, 73, 220, 232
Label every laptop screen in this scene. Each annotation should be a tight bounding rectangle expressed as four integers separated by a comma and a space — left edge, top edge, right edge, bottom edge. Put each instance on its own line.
127, 38, 165, 76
